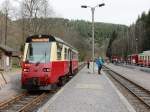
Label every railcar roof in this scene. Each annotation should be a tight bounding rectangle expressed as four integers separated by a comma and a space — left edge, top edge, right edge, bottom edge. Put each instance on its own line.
26, 34, 78, 53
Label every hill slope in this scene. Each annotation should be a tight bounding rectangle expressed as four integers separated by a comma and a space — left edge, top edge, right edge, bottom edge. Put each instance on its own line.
0, 16, 127, 60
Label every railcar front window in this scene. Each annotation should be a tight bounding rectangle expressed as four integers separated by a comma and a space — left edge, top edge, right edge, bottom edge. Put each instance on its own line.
26, 43, 51, 63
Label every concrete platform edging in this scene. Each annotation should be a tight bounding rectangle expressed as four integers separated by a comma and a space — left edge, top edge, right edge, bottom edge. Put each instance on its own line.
37, 74, 76, 112
105, 64, 150, 91
38, 68, 136, 112
103, 71, 136, 112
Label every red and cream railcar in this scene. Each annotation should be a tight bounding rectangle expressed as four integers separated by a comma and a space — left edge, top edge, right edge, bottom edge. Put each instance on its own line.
21, 35, 78, 90
127, 54, 139, 65
127, 55, 131, 64
138, 53, 144, 66
138, 51, 150, 67
131, 54, 139, 65
111, 56, 120, 63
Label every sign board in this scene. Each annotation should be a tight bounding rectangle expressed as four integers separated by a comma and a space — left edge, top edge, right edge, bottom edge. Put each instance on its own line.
32, 38, 49, 42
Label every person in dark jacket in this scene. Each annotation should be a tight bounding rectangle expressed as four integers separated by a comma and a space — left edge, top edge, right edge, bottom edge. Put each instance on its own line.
87, 60, 90, 69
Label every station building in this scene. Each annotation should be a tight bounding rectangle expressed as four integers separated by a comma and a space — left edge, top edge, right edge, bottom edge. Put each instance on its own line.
0, 44, 20, 71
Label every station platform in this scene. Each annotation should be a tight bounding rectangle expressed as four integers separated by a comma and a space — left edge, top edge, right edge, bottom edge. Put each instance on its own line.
105, 63, 150, 91
38, 64, 135, 112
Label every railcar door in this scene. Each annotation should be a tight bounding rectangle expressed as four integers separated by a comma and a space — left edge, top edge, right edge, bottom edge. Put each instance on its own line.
64, 47, 69, 75
68, 49, 72, 75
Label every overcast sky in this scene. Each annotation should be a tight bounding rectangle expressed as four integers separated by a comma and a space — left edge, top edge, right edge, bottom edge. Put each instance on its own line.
1, 0, 150, 26
51, 0, 150, 26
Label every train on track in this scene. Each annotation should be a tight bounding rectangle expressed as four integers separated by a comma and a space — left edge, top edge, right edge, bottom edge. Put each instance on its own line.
21, 34, 78, 90
127, 51, 150, 66
112, 50, 150, 67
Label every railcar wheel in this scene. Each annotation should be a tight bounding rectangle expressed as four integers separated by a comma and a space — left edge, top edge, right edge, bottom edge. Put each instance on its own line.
57, 77, 66, 87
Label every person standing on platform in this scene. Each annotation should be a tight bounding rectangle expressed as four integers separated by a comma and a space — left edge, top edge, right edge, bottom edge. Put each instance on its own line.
87, 60, 90, 69
96, 57, 104, 74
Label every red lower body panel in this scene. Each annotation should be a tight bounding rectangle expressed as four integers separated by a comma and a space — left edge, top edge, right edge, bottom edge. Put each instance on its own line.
21, 61, 71, 90
72, 60, 78, 71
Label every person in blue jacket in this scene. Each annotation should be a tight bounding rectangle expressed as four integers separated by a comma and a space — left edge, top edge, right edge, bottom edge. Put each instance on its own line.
96, 57, 104, 74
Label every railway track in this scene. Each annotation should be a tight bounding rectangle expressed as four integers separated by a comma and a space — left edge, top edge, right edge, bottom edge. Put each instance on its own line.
0, 63, 85, 112
79, 62, 86, 70
103, 65, 150, 109
0, 92, 50, 112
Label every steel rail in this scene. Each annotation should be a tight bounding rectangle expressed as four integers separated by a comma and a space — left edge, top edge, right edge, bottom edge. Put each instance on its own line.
0, 92, 27, 109
17, 93, 47, 112
0, 63, 85, 111
103, 65, 150, 108
0, 92, 48, 112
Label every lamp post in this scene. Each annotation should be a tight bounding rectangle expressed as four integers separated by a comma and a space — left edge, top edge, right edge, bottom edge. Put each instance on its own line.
135, 38, 138, 53
81, 3, 105, 73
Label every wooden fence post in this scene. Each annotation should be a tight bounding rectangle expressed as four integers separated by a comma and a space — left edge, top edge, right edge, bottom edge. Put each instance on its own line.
0, 71, 7, 84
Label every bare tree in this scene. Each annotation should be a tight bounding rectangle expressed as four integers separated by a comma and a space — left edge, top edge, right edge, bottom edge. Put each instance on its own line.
0, 12, 3, 43
1, 0, 11, 45
20, 0, 52, 36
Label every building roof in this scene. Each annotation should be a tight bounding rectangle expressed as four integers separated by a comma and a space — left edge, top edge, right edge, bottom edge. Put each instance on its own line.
0, 44, 16, 53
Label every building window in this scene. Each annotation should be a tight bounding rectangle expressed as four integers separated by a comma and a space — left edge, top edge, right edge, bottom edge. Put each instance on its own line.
6, 56, 10, 66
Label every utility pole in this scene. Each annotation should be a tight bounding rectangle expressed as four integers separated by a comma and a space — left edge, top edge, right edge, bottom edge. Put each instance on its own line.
4, 9, 8, 45
91, 7, 95, 73
136, 38, 138, 53
0, 18, 2, 44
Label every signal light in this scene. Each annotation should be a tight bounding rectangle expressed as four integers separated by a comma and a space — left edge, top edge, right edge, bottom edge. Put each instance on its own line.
25, 64, 30, 67
23, 68, 30, 72
43, 68, 51, 72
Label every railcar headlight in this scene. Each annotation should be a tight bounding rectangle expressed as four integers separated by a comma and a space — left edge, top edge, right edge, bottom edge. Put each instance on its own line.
23, 68, 30, 72
43, 68, 51, 72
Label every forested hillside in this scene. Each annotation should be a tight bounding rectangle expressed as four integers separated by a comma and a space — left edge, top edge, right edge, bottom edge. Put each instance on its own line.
106, 10, 150, 58
0, 15, 126, 60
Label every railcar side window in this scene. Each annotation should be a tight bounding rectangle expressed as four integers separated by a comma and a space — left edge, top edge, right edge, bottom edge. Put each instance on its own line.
57, 43, 63, 60
64, 48, 68, 60
68, 50, 70, 60
72, 52, 77, 60
75, 54, 78, 59
72, 52, 74, 59
142, 56, 143, 60
72, 52, 75, 60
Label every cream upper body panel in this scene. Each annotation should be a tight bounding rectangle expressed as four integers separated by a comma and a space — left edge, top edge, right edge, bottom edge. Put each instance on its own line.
23, 43, 29, 61
50, 42, 57, 61
50, 42, 70, 61
62, 44, 69, 61
23, 41, 78, 62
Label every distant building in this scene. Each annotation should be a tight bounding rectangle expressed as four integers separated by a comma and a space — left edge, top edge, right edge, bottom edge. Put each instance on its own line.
0, 44, 20, 71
